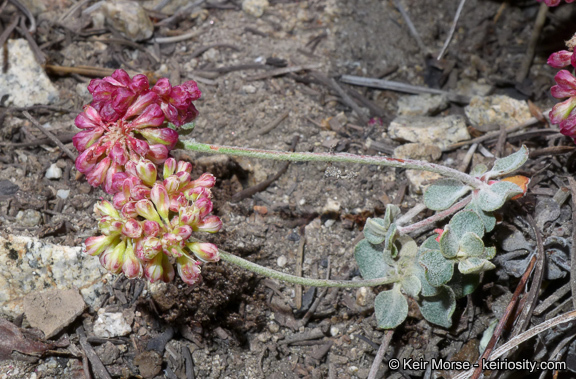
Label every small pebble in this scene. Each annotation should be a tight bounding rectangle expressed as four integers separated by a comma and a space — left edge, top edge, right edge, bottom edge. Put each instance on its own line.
16, 209, 41, 227
45, 163, 62, 179
268, 321, 279, 333
242, 84, 257, 94
299, 198, 306, 206
330, 326, 339, 336
57, 189, 70, 199
277, 255, 287, 267
324, 219, 335, 227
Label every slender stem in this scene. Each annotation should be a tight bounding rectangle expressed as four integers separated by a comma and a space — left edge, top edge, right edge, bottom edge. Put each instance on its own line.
397, 195, 472, 235
182, 141, 485, 188
212, 248, 400, 288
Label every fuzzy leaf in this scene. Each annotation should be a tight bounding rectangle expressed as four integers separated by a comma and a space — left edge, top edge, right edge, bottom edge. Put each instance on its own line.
482, 246, 496, 260
420, 235, 440, 253
448, 270, 480, 299
459, 232, 485, 257
374, 287, 408, 329
418, 286, 456, 328
470, 164, 488, 177
384, 223, 398, 258
383, 204, 401, 230
363, 218, 387, 245
485, 145, 529, 179
412, 260, 441, 297
458, 257, 495, 274
439, 229, 459, 259
465, 200, 496, 233
424, 179, 471, 211
354, 240, 391, 280
476, 181, 524, 212
450, 210, 485, 239
419, 250, 454, 287
400, 275, 421, 298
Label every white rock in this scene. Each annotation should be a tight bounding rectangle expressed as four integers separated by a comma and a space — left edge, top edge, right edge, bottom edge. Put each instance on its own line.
101, 1, 154, 41
15, 210, 41, 227
45, 163, 63, 179
0, 39, 59, 107
277, 255, 287, 268
0, 235, 108, 318
465, 95, 532, 132
393, 143, 442, 162
397, 94, 449, 116
330, 326, 339, 336
388, 115, 470, 150
406, 170, 442, 195
324, 219, 335, 227
57, 189, 70, 199
242, 0, 269, 17
93, 312, 132, 337
322, 198, 341, 213
242, 84, 257, 94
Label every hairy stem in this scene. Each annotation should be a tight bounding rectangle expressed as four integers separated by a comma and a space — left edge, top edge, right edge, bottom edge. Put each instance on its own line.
397, 195, 472, 235
182, 141, 484, 188
205, 244, 400, 288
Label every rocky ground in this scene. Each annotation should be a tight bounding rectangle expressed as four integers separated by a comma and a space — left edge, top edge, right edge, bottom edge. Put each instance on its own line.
1, 0, 576, 378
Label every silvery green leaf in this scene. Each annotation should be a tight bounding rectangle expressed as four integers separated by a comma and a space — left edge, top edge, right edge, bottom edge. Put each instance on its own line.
482, 246, 496, 260
420, 235, 440, 254
418, 286, 456, 328
383, 204, 401, 229
459, 232, 485, 257
384, 223, 398, 258
476, 181, 524, 212
171, 121, 196, 136
400, 275, 421, 298
448, 270, 480, 299
465, 200, 496, 233
470, 164, 488, 177
374, 287, 408, 329
439, 228, 459, 259
484, 145, 529, 179
449, 210, 485, 239
412, 261, 441, 297
458, 257, 495, 274
419, 250, 454, 287
354, 240, 391, 280
363, 218, 387, 245
398, 236, 418, 259
424, 179, 471, 211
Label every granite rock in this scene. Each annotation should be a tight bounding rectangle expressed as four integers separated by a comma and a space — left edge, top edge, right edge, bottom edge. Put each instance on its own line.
388, 115, 470, 150
397, 94, 449, 116
465, 95, 532, 132
242, 0, 269, 17
101, 1, 154, 41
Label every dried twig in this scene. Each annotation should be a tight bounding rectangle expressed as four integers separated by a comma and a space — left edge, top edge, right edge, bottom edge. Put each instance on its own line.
22, 111, 77, 160
340, 74, 470, 103
516, 2, 548, 83
299, 257, 331, 327
392, 0, 426, 53
8, 0, 35, 32
295, 226, 306, 310
246, 64, 322, 81
533, 282, 571, 316
188, 43, 240, 59
0, 16, 20, 50
182, 345, 195, 379
154, 28, 204, 44
76, 326, 112, 379
367, 330, 394, 379
437, 0, 467, 60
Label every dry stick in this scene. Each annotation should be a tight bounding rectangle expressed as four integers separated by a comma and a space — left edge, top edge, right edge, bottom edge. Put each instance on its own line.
367, 330, 394, 379
8, 0, 35, 32
340, 74, 471, 104
182, 345, 195, 379
81, 350, 93, 379
188, 43, 240, 59
0, 16, 20, 49
529, 145, 575, 159
470, 255, 537, 379
22, 111, 77, 160
539, 331, 576, 379
0, 132, 75, 147
300, 257, 331, 327
246, 64, 322, 81
295, 226, 306, 310
457, 142, 478, 172
247, 109, 290, 138
516, 2, 548, 83
445, 115, 543, 151
533, 282, 571, 316
392, 0, 426, 53
229, 136, 299, 202
76, 326, 113, 379
568, 177, 576, 310
495, 124, 507, 158
437, 0, 467, 60
16, 16, 45, 65
154, 28, 204, 44
454, 309, 576, 379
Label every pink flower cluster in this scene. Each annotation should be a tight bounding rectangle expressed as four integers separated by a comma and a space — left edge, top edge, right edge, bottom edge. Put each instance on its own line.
547, 33, 576, 138
75, 70, 222, 285
537, 0, 574, 6
74, 69, 200, 194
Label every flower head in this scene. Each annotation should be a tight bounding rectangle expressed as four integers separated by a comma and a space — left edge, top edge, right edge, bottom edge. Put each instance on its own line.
537, 0, 575, 6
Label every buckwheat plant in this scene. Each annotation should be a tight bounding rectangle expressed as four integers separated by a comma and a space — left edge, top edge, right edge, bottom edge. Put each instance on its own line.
76, 70, 530, 329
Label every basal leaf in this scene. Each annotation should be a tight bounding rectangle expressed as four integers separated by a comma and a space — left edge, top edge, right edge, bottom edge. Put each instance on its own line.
485, 145, 529, 179
482, 246, 496, 260
449, 210, 484, 239
383, 204, 401, 230
476, 181, 524, 212
448, 270, 480, 299
459, 232, 485, 257
400, 275, 421, 298
364, 218, 387, 245
419, 250, 454, 287
384, 223, 398, 258
412, 260, 441, 297
418, 286, 456, 328
420, 235, 441, 254
465, 200, 496, 233
374, 287, 408, 329
470, 163, 488, 177
424, 179, 471, 211
458, 257, 495, 274
439, 228, 459, 259
354, 239, 391, 280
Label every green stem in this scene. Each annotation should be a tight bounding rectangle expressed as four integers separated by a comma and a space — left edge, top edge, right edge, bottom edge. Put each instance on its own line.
182, 141, 484, 188
215, 249, 400, 288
